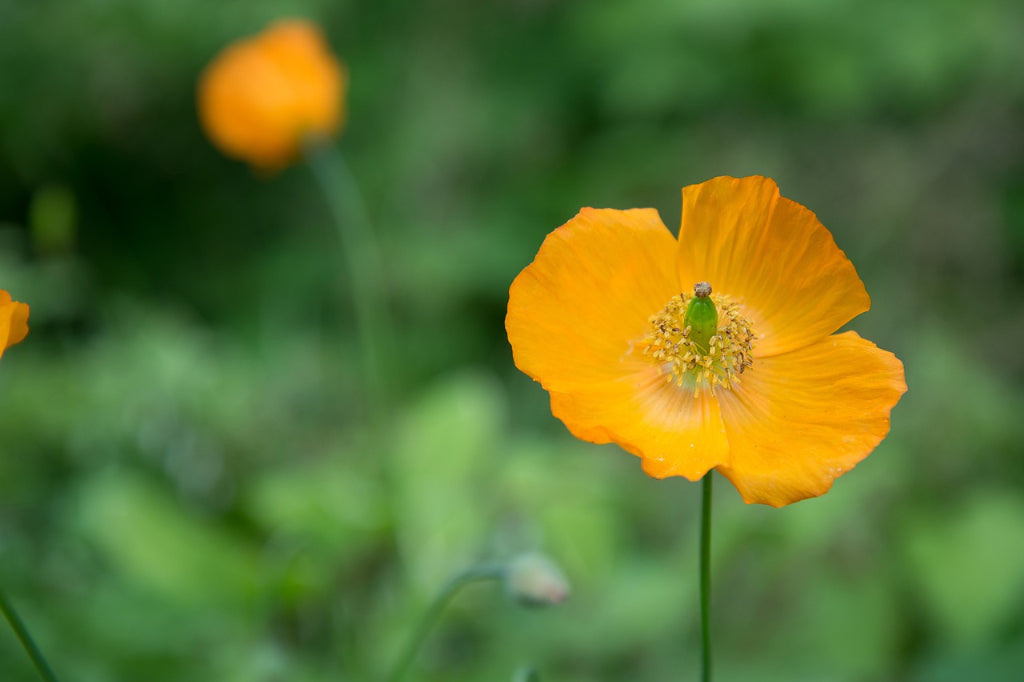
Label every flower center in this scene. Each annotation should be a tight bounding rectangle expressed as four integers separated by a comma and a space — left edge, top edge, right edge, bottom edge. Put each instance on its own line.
636, 282, 756, 395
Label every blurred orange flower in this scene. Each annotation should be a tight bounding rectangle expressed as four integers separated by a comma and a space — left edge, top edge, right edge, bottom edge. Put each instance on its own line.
506, 176, 907, 507
198, 19, 347, 169
0, 290, 29, 357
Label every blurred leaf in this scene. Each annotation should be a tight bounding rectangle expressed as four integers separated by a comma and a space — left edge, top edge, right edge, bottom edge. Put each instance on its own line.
902, 489, 1024, 645
499, 437, 624, 583
73, 468, 263, 608
392, 370, 506, 589
28, 184, 76, 254
242, 455, 388, 601
245, 459, 387, 552
789, 568, 899, 679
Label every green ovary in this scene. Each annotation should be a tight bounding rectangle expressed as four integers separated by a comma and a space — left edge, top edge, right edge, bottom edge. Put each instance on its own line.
637, 283, 756, 396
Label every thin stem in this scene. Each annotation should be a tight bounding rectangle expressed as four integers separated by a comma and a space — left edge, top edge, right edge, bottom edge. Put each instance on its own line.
303, 138, 392, 417
699, 472, 713, 682
386, 565, 504, 682
0, 589, 60, 682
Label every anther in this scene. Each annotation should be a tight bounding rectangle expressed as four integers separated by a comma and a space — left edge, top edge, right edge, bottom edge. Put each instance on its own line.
636, 289, 756, 394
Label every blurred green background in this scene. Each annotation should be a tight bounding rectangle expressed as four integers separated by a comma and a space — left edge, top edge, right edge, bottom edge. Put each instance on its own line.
2, 0, 1024, 680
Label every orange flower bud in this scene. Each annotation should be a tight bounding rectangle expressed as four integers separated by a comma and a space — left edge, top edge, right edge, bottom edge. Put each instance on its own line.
0, 290, 29, 356
197, 19, 347, 169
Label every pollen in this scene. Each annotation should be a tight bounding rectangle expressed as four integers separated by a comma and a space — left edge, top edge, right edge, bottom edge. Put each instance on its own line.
637, 288, 755, 396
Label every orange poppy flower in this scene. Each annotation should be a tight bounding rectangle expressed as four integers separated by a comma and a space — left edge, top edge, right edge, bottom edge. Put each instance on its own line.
0, 290, 29, 357
197, 19, 347, 169
506, 176, 907, 507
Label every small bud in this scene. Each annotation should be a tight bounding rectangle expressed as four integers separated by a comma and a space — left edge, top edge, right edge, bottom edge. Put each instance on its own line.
504, 552, 570, 607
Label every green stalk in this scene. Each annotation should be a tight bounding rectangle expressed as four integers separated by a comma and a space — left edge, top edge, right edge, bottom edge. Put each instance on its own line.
699, 472, 713, 682
302, 138, 392, 416
0, 588, 60, 682
385, 565, 504, 682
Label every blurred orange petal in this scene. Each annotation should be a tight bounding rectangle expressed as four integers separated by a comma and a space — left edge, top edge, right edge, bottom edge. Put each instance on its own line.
0, 290, 29, 354
198, 19, 346, 169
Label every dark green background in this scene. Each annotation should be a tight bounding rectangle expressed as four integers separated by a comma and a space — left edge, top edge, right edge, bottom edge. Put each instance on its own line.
2, 1, 1024, 680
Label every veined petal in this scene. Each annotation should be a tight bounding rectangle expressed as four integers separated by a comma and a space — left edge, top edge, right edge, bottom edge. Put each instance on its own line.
715, 332, 907, 506
550, 366, 729, 481
507, 208, 678, 391
507, 208, 729, 478
675, 176, 870, 357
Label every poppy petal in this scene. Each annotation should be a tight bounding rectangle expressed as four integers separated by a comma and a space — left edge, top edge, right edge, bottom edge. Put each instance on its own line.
507, 207, 679, 391
507, 207, 731, 478
549, 368, 730, 480
6, 302, 29, 347
715, 331, 907, 506
0, 290, 29, 353
675, 176, 870, 357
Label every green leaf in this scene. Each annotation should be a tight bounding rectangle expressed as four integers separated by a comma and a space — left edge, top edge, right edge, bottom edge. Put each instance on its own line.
903, 489, 1024, 645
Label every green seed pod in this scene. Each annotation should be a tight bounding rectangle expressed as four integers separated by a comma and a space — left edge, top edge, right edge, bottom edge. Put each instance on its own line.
684, 282, 718, 355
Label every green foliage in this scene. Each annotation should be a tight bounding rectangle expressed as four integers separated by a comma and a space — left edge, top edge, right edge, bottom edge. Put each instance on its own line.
903, 491, 1024, 645
2, 0, 1024, 681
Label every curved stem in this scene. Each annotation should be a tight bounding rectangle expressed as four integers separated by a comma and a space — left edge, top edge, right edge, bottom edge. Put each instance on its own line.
699, 472, 713, 682
386, 565, 504, 682
0, 589, 60, 682
303, 138, 392, 417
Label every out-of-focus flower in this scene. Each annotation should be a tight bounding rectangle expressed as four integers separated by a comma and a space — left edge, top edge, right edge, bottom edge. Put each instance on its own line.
197, 19, 347, 169
504, 552, 570, 607
506, 176, 907, 507
0, 290, 29, 357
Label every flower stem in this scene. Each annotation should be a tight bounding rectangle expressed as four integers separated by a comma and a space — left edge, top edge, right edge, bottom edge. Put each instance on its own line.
302, 138, 392, 417
0, 588, 60, 682
385, 565, 504, 682
699, 472, 713, 682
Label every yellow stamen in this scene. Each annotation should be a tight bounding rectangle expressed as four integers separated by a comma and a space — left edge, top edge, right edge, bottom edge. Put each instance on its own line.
637, 289, 755, 396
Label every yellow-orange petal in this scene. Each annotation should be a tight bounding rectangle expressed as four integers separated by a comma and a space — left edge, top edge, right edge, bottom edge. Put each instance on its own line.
675, 176, 870, 358
506, 207, 729, 478
0, 290, 29, 354
715, 331, 907, 506
550, 372, 729, 480
197, 19, 346, 169
507, 208, 679, 391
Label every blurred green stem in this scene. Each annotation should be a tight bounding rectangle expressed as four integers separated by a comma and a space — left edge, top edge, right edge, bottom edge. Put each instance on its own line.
303, 138, 392, 417
0, 589, 60, 682
700, 472, 713, 682
386, 565, 504, 682
512, 666, 540, 682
